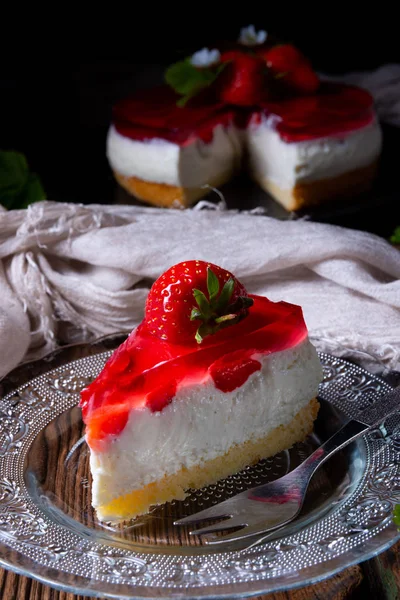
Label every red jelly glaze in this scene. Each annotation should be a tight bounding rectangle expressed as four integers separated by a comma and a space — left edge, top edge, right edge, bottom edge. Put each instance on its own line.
145, 380, 177, 412
258, 82, 374, 142
113, 85, 235, 146
80, 295, 308, 450
112, 82, 375, 146
209, 354, 262, 393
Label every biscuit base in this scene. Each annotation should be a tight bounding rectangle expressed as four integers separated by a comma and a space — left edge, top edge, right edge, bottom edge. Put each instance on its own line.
252, 160, 378, 212
113, 170, 234, 208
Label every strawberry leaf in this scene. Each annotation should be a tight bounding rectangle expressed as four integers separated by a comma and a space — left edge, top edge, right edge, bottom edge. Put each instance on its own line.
214, 313, 237, 324
189, 267, 253, 344
190, 307, 203, 321
196, 322, 217, 343
193, 288, 211, 318
228, 296, 254, 313
215, 278, 234, 312
195, 322, 212, 344
242, 297, 254, 308
207, 267, 220, 303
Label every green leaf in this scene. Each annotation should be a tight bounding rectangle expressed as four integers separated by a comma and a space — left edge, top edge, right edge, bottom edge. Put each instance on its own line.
0, 151, 28, 197
165, 59, 226, 106
0, 151, 45, 209
394, 504, 400, 527
193, 288, 211, 318
165, 59, 197, 95
176, 94, 193, 108
190, 307, 203, 321
165, 59, 216, 95
195, 322, 214, 344
228, 296, 254, 313
242, 297, 254, 308
20, 173, 46, 208
207, 267, 220, 303
195, 328, 203, 344
390, 226, 400, 244
214, 313, 237, 324
215, 278, 234, 312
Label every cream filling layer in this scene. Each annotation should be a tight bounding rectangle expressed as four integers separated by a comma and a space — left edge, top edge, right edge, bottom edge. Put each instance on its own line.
106, 124, 243, 187
107, 116, 382, 193
246, 117, 382, 189
89, 338, 322, 507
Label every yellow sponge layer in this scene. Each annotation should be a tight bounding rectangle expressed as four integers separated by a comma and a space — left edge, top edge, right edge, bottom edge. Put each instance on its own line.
96, 397, 320, 522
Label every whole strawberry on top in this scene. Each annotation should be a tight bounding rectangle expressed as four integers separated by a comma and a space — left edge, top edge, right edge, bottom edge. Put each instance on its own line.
145, 260, 253, 344
216, 50, 267, 106
257, 44, 320, 95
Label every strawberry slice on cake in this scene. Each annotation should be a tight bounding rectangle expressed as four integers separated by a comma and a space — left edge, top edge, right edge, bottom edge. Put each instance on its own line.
80, 260, 322, 523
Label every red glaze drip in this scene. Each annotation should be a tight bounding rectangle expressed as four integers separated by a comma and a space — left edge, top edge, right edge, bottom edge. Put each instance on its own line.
80, 295, 308, 451
146, 380, 177, 412
112, 83, 375, 146
209, 353, 262, 393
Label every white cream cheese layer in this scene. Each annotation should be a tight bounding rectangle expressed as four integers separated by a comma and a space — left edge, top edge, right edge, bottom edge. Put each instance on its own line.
246, 117, 382, 189
106, 124, 242, 187
90, 338, 322, 507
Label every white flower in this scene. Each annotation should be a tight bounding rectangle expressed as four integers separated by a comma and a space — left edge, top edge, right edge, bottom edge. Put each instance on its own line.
190, 48, 221, 68
238, 25, 267, 46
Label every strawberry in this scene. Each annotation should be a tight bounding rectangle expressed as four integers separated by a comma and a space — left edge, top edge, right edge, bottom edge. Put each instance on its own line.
259, 44, 319, 95
86, 404, 130, 449
145, 260, 253, 345
217, 50, 267, 106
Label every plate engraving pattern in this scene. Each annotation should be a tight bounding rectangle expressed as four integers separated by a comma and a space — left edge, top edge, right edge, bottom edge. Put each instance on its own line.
0, 352, 400, 595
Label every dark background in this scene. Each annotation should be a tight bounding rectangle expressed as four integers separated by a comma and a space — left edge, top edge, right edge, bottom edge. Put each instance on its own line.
2, 12, 399, 234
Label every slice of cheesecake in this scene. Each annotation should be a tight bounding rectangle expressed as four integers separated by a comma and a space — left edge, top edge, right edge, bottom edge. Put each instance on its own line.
247, 83, 382, 211
107, 87, 242, 208
80, 260, 322, 523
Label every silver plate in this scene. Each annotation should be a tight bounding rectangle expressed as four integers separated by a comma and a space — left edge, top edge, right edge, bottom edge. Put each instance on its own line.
1, 335, 400, 599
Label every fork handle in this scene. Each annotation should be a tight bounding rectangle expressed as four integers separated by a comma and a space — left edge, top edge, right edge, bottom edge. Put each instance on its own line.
297, 384, 400, 480
292, 418, 369, 481
248, 418, 369, 505
242, 418, 374, 550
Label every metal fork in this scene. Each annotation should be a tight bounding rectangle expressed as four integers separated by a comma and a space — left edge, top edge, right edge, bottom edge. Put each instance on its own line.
175, 385, 400, 546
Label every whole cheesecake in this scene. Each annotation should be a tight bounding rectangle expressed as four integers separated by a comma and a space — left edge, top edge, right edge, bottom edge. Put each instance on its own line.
80, 260, 322, 523
107, 28, 382, 211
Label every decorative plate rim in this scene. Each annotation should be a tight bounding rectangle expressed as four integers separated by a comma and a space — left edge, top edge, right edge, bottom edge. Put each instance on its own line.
1, 335, 400, 599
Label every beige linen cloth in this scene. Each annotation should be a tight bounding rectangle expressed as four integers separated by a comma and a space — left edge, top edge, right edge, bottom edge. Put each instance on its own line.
0, 200, 399, 379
